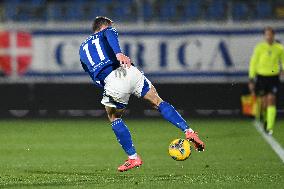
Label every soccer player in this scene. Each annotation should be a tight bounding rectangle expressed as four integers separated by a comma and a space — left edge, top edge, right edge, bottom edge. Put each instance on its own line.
79, 16, 205, 172
248, 27, 284, 135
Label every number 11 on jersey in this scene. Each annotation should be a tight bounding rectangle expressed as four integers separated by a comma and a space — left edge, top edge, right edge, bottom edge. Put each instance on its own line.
83, 38, 105, 66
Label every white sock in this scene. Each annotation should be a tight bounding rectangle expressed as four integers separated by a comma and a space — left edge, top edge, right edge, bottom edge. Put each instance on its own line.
184, 128, 194, 133
128, 153, 138, 159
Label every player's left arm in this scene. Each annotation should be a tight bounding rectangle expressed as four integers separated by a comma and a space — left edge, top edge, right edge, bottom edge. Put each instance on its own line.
104, 28, 121, 54
104, 28, 131, 68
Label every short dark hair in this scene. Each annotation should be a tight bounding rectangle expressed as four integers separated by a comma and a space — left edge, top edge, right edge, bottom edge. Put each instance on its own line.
264, 26, 275, 35
92, 16, 113, 32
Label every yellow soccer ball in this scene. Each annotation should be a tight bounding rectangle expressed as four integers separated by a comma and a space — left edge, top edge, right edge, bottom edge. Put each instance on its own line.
168, 139, 191, 161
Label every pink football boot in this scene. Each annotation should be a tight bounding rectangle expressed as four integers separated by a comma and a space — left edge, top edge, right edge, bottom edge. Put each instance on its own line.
185, 130, 205, 152
118, 156, 143, 172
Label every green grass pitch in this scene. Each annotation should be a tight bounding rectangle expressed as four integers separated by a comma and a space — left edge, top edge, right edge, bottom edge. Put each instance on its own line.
0, 119, 283, 188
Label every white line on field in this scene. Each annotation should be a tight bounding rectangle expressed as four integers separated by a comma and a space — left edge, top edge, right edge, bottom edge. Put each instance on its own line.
254, 121, 284, 163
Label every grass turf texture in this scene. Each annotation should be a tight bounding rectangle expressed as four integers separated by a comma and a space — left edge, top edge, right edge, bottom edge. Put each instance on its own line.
0, 119, 283, 188
273, 120, 284, 147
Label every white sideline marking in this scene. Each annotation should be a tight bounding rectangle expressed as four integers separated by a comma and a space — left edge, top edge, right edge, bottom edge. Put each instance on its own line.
254, 121, 284, 163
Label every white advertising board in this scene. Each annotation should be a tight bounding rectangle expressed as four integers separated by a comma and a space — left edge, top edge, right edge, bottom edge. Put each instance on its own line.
1, 28, 283, 83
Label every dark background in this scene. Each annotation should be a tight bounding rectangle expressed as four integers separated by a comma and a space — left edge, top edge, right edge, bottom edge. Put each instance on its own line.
1, 83, 283, 118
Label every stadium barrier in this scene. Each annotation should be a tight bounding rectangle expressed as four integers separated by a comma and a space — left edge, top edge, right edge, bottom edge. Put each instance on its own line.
0, 83, 283, 118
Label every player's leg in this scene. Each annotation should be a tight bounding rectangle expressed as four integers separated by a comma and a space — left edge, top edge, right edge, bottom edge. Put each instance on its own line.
255, 76, 267, 124
263, 76, 279, 134
261, 95, 268, 124
143, 86, 190, 131
102, 67, 145, 171
266, 93, 276, 134
105, 106, 142, 171
105, 105, 124, 122
105, 106, 136, 158
143, 85, 205, 151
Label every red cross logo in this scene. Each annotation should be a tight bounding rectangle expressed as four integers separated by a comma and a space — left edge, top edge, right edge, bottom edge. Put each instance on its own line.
0, 31, 32, 76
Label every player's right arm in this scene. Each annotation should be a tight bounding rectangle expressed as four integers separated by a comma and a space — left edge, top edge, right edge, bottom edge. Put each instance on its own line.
104, 28, 131, 68
248, 44, 260, 94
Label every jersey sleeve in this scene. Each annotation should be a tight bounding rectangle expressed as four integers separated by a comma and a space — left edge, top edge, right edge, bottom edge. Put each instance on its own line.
249, 45, 260, 79
104, 27, 122, 54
